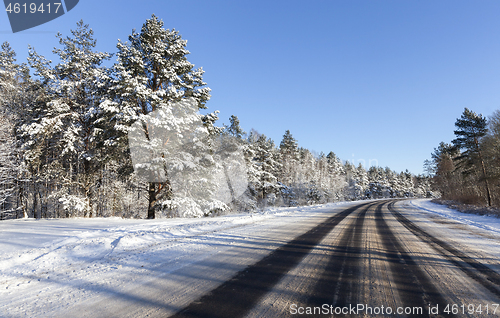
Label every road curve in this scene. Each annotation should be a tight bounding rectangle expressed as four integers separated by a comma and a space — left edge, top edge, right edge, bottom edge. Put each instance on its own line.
172, 200, 500, 318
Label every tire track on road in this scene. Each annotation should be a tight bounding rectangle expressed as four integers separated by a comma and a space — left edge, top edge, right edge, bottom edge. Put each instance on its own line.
375, 201, 452, 318
305, 201, 372, 314
170, 202, 372, 318
389, 201, 500, 300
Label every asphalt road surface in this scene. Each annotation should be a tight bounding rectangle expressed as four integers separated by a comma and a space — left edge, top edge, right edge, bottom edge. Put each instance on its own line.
171, 200, 500, 318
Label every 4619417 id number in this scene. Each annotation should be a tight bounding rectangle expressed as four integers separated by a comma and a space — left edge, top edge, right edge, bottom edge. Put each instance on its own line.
5, 2, 62, 14
442, 303, 499, 315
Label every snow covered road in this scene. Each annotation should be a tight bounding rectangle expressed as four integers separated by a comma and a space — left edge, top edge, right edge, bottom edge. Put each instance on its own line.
2, 199, 500, 317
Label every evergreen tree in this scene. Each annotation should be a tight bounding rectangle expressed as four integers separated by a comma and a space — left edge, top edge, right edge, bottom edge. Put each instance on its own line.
0, 43, 20, 218
481, 110, 500, 205
298, 147, 316, 187
326, 152, 345, 174
252, 134, 281, 205
0, 41, 39, 128
241, 130, 260, 207
355, 163, 368, 195
452, 108, 491, 206
279, 130, 299, 185
315, 153, 328, 197
0, 42, 27, 115
423, 159, 435, 177
224, 115, 245, 139
1, 42, 49, 219
23, 21, 112, 217
431, 142, 459, 199
106, 15, 212, 218
280, 130, 298, 155
0, 114, 25, 219
400, 170, 414, 197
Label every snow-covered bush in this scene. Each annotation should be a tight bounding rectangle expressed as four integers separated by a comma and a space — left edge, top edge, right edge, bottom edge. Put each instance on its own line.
58, 194, 90, 218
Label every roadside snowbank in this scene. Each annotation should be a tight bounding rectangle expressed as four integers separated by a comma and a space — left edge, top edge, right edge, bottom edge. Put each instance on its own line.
407, 198, 500, 235
0, 203, 345, 275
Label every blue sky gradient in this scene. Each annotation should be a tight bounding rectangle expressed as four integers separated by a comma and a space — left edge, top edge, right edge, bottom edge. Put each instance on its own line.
2, 0, 500, 174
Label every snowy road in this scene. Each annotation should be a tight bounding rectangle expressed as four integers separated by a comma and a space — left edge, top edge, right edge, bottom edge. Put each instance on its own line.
2, 200, 500, 317
174, 200, 500, 318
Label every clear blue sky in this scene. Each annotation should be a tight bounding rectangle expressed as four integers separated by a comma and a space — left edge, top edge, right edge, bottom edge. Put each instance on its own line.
2, 0, 500, 175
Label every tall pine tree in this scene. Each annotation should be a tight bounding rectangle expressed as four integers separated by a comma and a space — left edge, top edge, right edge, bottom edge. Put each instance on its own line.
24, 21, 112, 217
224, 115, 245, 139
452, 108, 492, 206
279, 130, 299, 186
106, 15, 212, 218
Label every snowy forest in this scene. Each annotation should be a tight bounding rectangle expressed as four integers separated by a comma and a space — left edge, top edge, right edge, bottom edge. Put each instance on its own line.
0, 16, 433, 220
429, 108, 500, 207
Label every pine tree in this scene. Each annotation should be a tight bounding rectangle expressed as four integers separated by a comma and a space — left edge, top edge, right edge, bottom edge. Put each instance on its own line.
280, 130, 298, 155
0, 52, 27, 219
106, 15, 212, 218
1, 42, 48, 219
298, 147, 316, 188
0, 43, 19, 218
0, 42, 25, 114
452, 108, 492, 206
386, 168, 399, 197
423, 159, 435, 177
252, 134, 281, 205
224, 115, 245, 139
431, 142, 458, 199
482, 110, 500, 204
23, 21, 112, 217
0, 41, 38, 125
355, 163, 368, 194
315, 153, 328, 198
279, 130, 299, 186
400, 170, 414, 197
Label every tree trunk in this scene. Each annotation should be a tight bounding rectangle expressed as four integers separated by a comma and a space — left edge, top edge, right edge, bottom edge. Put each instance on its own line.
223, 165, 236, 203
480, 157, 492, 206
147, 182, 156, 219
476, 139, 492, 207
32, 183, 38, 219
